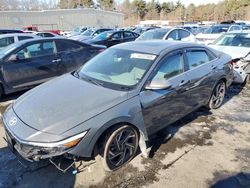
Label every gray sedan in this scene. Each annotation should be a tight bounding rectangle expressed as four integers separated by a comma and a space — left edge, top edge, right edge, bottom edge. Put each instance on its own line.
3, 41, 233, 171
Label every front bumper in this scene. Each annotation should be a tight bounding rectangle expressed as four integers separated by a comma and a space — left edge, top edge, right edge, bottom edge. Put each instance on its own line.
4, 127, 71, 162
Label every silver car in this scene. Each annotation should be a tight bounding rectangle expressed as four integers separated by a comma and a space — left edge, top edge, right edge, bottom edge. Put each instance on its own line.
3, 41, 233, 171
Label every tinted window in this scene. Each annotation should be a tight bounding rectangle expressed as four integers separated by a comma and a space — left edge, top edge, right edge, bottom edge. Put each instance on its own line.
56, 40, 83, 52
16, 41, 56, 59
43, 33, 54, 37
123, 32, 134, 39
167, 30, 179, 40
179, 30, 190, 39
186, 50, 210, 69
0, 37, 14, 47
111, 32, 122, 40
213, 33, 250, 47
18, 36, 33, 41
154, 53, 184, 80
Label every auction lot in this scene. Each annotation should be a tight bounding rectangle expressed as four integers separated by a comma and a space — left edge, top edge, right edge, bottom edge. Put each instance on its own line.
0, 83, 249, 188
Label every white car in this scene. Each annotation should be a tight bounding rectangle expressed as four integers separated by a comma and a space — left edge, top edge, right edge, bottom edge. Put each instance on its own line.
136, 28, 197, 42
196, 24, 242, 44
209, 31, 250, 83
0, 33, 39, 50
34, 32, 61, 38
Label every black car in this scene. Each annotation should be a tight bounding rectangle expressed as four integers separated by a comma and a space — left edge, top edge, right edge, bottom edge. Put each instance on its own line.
0, 38, 105, 96
0, 29, 23, 35
85, 30, 139, 47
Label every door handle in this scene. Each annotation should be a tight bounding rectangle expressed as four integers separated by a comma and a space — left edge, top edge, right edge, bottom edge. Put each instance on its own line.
179, 80, 190, 87
52, 58, 61, 63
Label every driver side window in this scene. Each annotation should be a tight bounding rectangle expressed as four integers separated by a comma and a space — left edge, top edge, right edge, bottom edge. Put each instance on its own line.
153, 53, 184, 81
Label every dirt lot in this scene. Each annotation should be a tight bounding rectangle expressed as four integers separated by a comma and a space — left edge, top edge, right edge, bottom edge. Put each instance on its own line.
0, 84, 249, 188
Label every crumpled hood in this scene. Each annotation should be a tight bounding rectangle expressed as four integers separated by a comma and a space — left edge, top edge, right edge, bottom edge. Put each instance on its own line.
209, 45, 250, 59
13, 74, 128, 135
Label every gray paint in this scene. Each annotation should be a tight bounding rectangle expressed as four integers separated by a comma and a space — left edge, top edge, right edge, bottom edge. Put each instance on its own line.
3, 41, 234, 159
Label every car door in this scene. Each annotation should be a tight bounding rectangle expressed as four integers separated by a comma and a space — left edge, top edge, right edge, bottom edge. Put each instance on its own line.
107, 32, 123, 47
123, 31, 136, 42
55, 39, 90, 73
2, 40, 59, 89
184, 48, 218, 107
139, 51, 192, 135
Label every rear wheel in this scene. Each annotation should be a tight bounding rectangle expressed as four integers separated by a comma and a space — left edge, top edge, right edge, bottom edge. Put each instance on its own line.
208, 81, 226, 109
102, 124, 139, 171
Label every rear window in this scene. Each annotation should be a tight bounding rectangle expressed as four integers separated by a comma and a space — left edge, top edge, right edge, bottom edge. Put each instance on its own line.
56, 40, 83, 52
186, 50, 210, 69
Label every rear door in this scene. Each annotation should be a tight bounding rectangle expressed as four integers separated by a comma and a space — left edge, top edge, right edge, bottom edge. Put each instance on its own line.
184, 48, 218, 107
2, 40, 59, 88
55, 40, 90, 73
123, 31, 136, 42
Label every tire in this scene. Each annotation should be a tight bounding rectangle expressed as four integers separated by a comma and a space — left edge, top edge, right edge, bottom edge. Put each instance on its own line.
101, 124, 139, 171
207, 80, 226, 109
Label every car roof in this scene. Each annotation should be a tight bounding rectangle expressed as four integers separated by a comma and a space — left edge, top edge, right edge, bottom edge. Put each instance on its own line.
0, 33, 37, 38
112, 40, 206, 55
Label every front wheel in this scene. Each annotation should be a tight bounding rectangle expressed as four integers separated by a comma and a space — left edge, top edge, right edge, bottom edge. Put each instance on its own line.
102, 125, 139, 171
208, 81, 226, 109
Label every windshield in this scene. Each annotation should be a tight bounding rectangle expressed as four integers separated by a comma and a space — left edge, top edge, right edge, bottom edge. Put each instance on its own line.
94, 31, 113, 40
204, 25, 229, 34
213, 33, 250, 47
137, 29, 169, 41
78, 48, 156, 89
81, 29, 94, 36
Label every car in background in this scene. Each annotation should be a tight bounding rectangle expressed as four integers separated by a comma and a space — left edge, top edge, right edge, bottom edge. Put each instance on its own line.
3, 41, 233, 172
0, 38, 105, 96
0, 29, 23, 35
69, 28, 113, 41
243, 25, 250, 30
136, 28, 197, 42
0, 33, 40, 50
68, 26, 90, 37
133, 26, 159, 34
85, 30, 139, 47
196, 24, 242, 44
209, 31, 250, 84
34, 32, 61, 38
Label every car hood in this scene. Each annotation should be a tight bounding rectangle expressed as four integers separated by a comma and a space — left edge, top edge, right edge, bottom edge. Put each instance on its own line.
84, 38, 103, 44
209, 45, 250, 59
13, 74, 129, 135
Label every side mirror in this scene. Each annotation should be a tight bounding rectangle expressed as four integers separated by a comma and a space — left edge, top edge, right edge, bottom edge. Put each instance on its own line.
145, 79, 172, 90
8, 54, 18, 61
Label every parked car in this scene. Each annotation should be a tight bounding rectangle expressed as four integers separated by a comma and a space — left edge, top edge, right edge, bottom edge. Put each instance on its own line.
209, 31, 250, 83
136, 28, 197, 42
0, 33, 39, 50
85, 30, 139, 47
0, 38, 105, 96
0, 29, 23, 35
243, 25, 250, 30
3, 41, 233, 172
196, 24, 242, 44
133, 26, 159, 34
68, 26, 90, 38
70, 28, 113, 41
34, 32, 60, 38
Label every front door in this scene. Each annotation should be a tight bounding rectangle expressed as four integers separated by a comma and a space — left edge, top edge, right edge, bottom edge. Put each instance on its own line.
2, 41, 59, 89
140, 51, 192, 135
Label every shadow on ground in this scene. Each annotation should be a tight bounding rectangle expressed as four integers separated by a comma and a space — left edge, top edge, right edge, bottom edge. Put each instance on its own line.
210, 172, 250, 188
0, 147, 76, 188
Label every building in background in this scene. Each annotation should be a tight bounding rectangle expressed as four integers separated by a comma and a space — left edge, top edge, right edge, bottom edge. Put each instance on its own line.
0, 8, 124, 31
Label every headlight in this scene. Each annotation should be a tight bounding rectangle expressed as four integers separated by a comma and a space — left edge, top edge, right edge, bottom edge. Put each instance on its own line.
25, 131, 87, 148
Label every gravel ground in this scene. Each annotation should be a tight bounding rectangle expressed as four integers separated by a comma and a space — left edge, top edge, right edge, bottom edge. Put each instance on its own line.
0, 84, 249, 188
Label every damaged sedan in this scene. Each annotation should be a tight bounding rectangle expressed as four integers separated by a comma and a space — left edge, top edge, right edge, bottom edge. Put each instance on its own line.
3, 41, 234, 172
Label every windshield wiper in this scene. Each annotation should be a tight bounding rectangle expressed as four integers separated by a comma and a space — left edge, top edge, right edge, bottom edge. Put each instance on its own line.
87, 78, 104, 87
